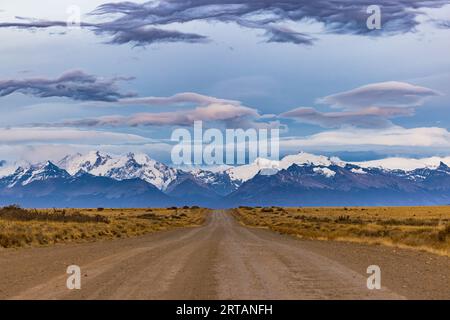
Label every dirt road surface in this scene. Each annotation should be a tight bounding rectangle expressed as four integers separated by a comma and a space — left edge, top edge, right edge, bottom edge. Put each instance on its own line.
0, 211, 449, 300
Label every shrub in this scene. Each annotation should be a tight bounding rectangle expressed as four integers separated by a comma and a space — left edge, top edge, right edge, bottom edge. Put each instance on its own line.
336, 215, 351, 223
437, 224, 450, 242
138, 213, 160, 220
0, 205, 109, 223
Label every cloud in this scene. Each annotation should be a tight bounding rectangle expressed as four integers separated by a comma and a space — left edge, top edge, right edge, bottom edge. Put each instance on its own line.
91, 0, 450, 35
318, 81, 441, 109
282, 81, 441, 129
281, 126, 450, 154
0, 143, 173, 164
280, 106, 414, 128
33, 103, 280, 129
263, 25, 316, 45
28, 91, 281, 129
0, 70, 136, 102
0, 17, 93, 29
119, 92, 240, 106
0, 127, 152, 145
2, 1, 449, 46
0, 16, 208, 46
232, 18, 317, 45
435, 19, 450, 28
100, 26, 209, 46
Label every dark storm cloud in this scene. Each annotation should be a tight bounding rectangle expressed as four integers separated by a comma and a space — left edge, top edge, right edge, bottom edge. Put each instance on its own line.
263, 26, 316, 45
0, 70, 136, 102
103, 26, 209, 46
0, 17, 208, 46
90, 0, 450, 42
1, 0, 449, 46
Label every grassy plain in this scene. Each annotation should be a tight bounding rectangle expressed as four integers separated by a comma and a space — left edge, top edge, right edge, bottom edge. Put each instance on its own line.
0, 205, 209, 248
231, 206, 450, 256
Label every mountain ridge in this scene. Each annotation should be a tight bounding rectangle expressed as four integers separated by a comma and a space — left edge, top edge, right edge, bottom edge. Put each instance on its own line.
2, 151, 450, 208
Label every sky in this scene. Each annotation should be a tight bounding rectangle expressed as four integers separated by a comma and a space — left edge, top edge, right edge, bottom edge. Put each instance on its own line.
0, 0, 449, 165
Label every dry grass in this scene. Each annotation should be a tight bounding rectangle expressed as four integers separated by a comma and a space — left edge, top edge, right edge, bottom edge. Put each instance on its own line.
0, 205, 209, 248
231, 206, 450, 256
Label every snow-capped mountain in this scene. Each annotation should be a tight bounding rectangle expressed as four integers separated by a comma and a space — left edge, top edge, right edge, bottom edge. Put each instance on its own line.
58, 151, 180, 190
225, 162, 450, 207
223, 152, 450, 184
0, 160, 30, 179
3, 150, 450, 208
0, 161, 69, 188
0, 167, 173, 208
177, 168, 237, 196
224, 152, 346, 183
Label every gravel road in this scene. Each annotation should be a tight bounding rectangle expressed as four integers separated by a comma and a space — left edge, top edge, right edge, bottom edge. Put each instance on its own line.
1, 210, 448, 300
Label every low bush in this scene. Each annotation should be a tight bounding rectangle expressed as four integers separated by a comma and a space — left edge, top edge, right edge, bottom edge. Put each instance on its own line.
0, 205, 109, 223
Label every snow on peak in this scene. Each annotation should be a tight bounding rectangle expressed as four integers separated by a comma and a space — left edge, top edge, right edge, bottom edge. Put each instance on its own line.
59, 151, 111, 175
226, 157, 280, 182
2, 161, 68, 187
279, 151, 345, 170
0, 160, 31, 180
354, 156, 450, 171
127, 152, 158, 166
57, 151, 179, 190
21, 161, 67, 185
313, 167, 336, 178
226, 152, 344, 182
350, 168, 367, 174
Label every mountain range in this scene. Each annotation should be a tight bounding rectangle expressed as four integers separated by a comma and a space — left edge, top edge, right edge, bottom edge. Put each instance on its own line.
1, 151, 450, 208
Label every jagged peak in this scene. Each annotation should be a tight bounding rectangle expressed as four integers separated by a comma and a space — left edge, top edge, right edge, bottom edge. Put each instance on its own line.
44, 160, 58, 168
437, 161, 450, 171
87, 150, 109, 157
33, 161, 67, 173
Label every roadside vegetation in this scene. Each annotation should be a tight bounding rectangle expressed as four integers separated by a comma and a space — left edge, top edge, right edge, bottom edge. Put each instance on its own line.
231, 206, 450, 256
0, 205, 209, 248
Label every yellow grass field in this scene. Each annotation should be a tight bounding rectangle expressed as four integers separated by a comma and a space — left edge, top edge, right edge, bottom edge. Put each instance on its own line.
0, 205, 209, 248
232, 206, 450, 256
